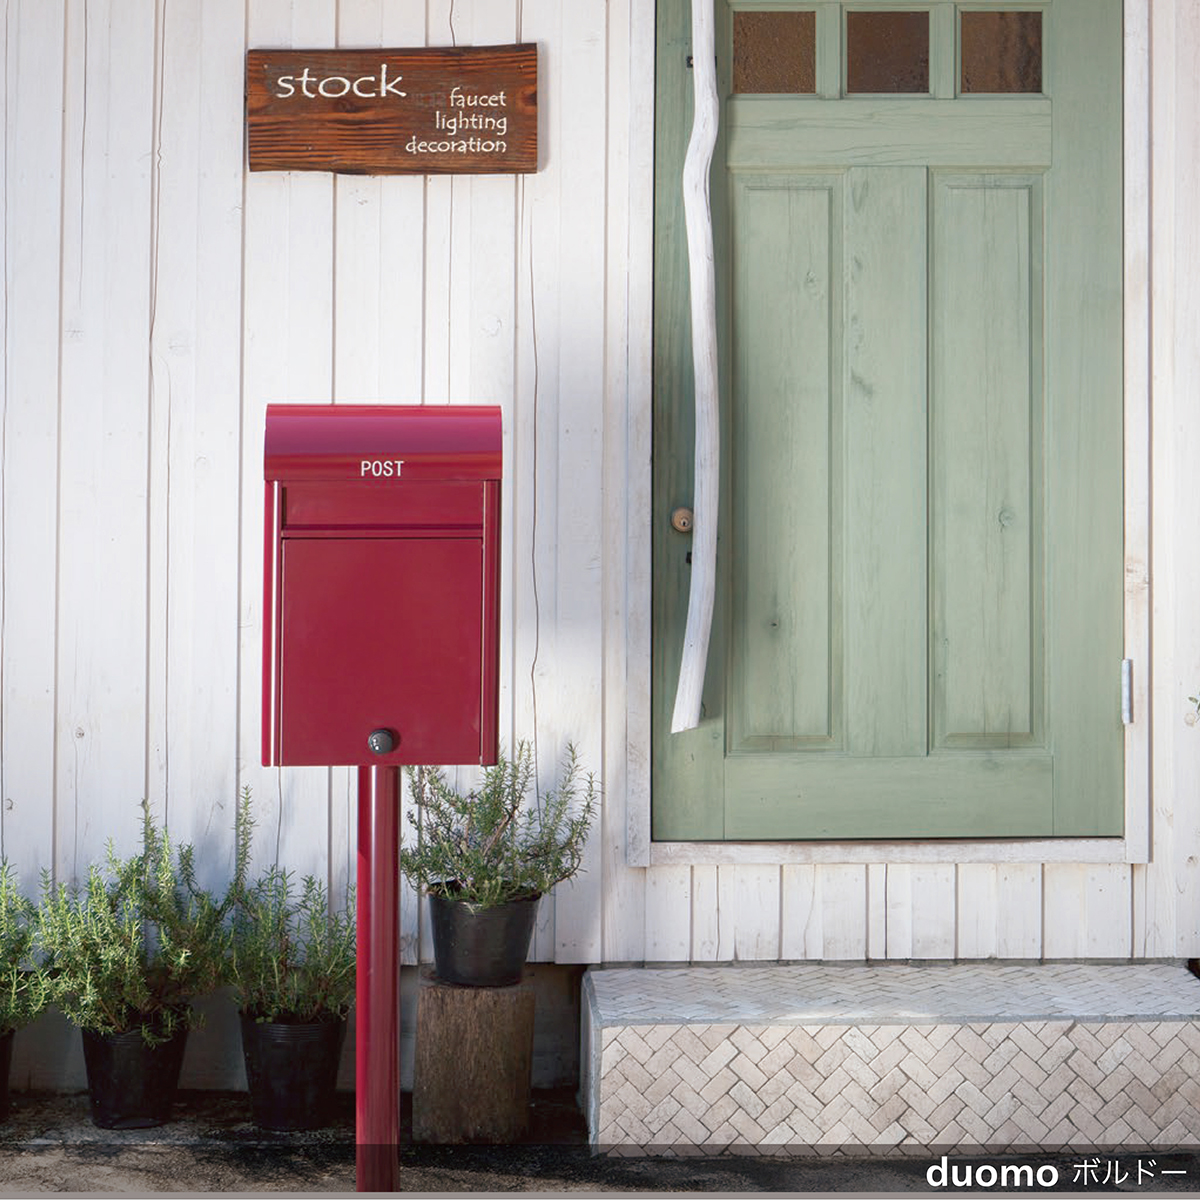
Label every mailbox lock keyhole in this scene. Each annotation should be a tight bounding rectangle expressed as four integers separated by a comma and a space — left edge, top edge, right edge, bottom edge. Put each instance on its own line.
367, 728, 397, 756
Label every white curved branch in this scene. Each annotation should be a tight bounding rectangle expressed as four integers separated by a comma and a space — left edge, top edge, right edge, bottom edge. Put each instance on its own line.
671, 0, 720, 734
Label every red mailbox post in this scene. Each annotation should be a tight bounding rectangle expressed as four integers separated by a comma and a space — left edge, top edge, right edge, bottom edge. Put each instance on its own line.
263, 403, 502, 1191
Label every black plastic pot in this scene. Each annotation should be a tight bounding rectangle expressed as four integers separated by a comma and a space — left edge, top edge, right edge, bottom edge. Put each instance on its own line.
0, 1028, 13, 1123
80, 1023, 188, 1129
428, 890, 541, 987
239, 1012, 347, 1131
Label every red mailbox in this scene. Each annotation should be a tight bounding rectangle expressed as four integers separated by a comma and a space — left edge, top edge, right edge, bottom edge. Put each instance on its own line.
262, 403, 501, 769
262, 402, 502, 1192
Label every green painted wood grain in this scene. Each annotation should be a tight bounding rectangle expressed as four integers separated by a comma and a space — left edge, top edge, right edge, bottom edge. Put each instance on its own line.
843, 165, 929, 761
727, 98, 1051, 169
729, 176, 842, 752
930, 174, 1044, 750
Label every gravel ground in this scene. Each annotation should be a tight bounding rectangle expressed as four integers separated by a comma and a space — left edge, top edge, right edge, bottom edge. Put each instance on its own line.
0, 1090, 355, 1194
4, 1089, 1200, 1196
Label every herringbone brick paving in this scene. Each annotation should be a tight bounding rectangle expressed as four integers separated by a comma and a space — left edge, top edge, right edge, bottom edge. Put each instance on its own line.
583, 964, 1200, 1150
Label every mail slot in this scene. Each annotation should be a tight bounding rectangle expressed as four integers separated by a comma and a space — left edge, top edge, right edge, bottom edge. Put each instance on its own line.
262, 403, 501, 767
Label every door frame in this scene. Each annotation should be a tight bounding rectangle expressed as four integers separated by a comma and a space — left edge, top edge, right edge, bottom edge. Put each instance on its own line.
624, 0, 1150, 867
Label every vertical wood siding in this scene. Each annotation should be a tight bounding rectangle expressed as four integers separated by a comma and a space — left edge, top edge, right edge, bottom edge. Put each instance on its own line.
1, 1, 1198, 1038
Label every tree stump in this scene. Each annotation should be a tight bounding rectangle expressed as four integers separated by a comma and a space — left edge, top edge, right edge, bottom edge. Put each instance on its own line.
412, 971, 536, 1143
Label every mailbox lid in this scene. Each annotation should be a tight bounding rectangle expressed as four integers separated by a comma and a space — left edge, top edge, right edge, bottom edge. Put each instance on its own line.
264, 403, 501, 483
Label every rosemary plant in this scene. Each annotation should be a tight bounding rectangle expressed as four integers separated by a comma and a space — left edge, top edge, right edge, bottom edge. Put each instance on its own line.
0, 861, 49, 1035
399, 742, 598, 907
36, 802, 230, 1045
226, 788, 355, 1024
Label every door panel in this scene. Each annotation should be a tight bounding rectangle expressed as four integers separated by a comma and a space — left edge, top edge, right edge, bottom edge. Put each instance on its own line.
652, 0, 1123, 841
730, 176, 841, 752
726, 99, 1051, 170
843, 165, 928, 760
930, 174, 1044, 751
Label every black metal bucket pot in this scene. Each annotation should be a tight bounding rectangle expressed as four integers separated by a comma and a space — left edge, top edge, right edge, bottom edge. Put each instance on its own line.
81, 1023, 188, 1129
0, 1028, 13, 1123
239, 1012, 347, 1131
428, 890, 541, 987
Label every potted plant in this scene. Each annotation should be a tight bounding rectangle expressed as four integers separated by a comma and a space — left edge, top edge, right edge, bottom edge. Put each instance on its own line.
227, 789, 355, 1131
400, 742, 597, 987
36, 803, 229, 1129
0, 862, 50, 1122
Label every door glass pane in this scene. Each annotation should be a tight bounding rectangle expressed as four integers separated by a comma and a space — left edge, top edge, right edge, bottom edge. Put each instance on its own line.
733, 11, 817, 94
846, 10, 929, 93
961, 11, 1043, 93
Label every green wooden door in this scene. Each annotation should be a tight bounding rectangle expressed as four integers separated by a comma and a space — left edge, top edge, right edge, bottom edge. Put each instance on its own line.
653, 0, 1124, 840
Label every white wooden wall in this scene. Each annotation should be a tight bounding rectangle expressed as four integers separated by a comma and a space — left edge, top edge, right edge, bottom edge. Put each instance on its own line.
0, 0, 621, 971
2, 2, 1200, 1082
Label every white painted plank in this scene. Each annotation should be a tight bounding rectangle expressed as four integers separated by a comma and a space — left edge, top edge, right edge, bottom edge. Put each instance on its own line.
865, 864, 887, 960
240, 0, 336, 884
1125, 0, 1160, 957
544, 2, 606, 967
1045, 865, 1133, 958
144, 0, 171, 855
602, 0, 655, 954
422, 0, 456, 407
147, 0, 246, 889
957, 865, 1044, 959
956, 865, 998, 959
909, 865, 957, 959
884, 865, 913, 959
1086, 866, 1133, 957
332, 171, 426, 401
424, 1, 456, 400
691, 864, 721, 960
644, 865, 691, 962
55, 0, 156, 877
1161, 0, 1200, 957
1043, 865, 1088, 957
782, 865, 873, 961
995, 866, 1043, 958
1138, 0, 1179, 959
511, 0, 566, 964
621, 0, 657, 874
823, 864, 869, 960
0, 0, 65, 883
1122, 0, 1151, 870
725, 865, 780, 960
422, 177, 454, 402
780, 865, 821, 959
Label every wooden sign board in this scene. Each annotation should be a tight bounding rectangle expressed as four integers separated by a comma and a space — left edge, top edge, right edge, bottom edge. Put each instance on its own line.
246, 44, 537, 175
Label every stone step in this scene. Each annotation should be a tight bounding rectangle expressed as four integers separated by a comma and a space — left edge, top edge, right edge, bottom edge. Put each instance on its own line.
581, 962, 1200, 1151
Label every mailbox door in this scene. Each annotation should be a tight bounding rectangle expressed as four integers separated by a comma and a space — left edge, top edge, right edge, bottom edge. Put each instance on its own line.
279, 537, 484, 765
